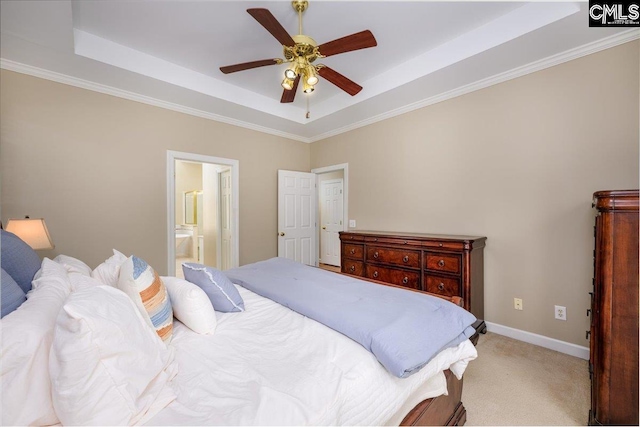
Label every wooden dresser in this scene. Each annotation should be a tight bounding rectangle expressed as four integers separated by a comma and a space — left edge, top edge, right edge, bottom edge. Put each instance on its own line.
339, 231, 486, 329
589, 190, 639, 426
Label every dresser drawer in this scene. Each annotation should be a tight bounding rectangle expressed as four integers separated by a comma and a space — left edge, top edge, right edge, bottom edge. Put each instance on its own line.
342, 260, 364, 276
425, 253, 461, 274
366, 246, 420, 269
341, 234, 364, 242
343, 243, 364, 260
365, 265, 420, 289
364, 236, 422, 247
425, 275, 461, 297
422, 240, 465, 251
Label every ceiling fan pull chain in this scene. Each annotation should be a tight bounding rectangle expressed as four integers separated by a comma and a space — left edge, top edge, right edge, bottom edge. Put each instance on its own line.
306, 96, 310, 119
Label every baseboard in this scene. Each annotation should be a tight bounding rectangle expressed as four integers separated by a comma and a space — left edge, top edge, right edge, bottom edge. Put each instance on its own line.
485, 321, 589, 360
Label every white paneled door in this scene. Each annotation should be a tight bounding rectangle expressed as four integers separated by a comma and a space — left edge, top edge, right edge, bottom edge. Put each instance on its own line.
278, 170, 316, 266
320, 179, 343, 267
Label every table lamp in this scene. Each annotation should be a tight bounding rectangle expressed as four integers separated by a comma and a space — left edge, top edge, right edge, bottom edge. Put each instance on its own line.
5, 216, 55, 250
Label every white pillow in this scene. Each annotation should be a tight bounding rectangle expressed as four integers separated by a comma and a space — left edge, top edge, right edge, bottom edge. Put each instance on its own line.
91, 249, 127, 286
31, 257, 69, 287
50, 285, 177, 425
53, 254, 92, 277
162, 276, 217, 335
0, 262, 72, 426
69, 272, 105, 291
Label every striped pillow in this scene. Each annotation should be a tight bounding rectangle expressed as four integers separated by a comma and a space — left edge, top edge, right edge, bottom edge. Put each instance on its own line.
117, 256, 173, 344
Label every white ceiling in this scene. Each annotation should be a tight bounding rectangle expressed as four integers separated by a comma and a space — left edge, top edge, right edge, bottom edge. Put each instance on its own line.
1, 1, 638, 142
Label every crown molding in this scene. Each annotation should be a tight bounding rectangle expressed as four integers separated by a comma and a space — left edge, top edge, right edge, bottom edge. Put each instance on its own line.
307, 29, 640, 143
2, 29, 638, 145
0, 58, 311, 143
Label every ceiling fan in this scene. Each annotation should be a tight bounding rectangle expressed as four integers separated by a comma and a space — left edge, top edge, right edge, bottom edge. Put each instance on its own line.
220, 1, 377, 104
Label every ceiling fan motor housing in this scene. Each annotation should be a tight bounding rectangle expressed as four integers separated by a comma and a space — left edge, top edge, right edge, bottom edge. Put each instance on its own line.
284, 35, 320, 63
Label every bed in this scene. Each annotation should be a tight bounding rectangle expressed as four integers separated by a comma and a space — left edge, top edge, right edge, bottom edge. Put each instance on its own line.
0, 229, 478, 426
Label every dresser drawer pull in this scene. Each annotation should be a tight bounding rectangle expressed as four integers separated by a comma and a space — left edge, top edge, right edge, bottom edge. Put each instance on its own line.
374, 238, 378, 242
586, 330, 591, 340
402, 277, 409, 284
349, 265, 355, 272
438, 259, 445, 268
373, 271, 379, 278
439, 243, 443, 247
403, 241, 408, 245
350, 249, 355, 255
438, 283, 445, 291
373, 251, 379, 259
402, 255, 409, 263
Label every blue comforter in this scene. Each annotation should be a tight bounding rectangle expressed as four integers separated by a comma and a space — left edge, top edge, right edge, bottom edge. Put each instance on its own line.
225, 257, 476, 378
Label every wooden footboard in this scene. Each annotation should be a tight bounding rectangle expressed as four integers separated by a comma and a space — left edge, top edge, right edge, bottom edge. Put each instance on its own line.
400, 370, 466, 426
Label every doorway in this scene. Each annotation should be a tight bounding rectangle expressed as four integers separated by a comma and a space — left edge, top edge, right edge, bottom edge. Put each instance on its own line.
167, 151, 239, 277
311, 163, 349, 270
276, 164, 349, 269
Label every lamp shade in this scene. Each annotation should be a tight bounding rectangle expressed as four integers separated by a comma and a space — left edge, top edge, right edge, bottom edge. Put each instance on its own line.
6, 218, 55, 250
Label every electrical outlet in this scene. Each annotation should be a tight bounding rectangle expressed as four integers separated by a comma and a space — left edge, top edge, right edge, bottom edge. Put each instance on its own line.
514, 298, 523, 310
349, 219, 356, 228
555, 305, 567, 320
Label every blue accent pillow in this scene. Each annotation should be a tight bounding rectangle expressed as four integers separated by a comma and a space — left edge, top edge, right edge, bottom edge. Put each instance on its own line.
1, 268, 27, 318
182, 263, 244, 313
1, 230, 41, 294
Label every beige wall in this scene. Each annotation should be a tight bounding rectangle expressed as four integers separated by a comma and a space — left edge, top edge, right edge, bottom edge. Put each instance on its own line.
0, 69, 310, 274
310, 41, 639, 346
1, 41, 637, 347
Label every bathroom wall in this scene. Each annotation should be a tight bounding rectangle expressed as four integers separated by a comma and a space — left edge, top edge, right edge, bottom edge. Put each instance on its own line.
175, 161, 203, 226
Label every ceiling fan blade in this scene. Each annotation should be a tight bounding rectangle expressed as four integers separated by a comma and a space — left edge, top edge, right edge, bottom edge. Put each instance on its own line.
220, 59, 281, 74
318, 67, 362, 96
281, 75, 301, 103
317, 30, 377, 57
247, 8, 295, 47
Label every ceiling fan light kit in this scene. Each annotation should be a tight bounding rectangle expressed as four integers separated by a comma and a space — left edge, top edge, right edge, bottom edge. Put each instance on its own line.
281, 77, 295, 90
220, 0, 377, 105
303, 80, 314, 94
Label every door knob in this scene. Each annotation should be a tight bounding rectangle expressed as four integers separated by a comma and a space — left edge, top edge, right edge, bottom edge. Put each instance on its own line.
279, 232, 285, 237
322, 226, 327, 230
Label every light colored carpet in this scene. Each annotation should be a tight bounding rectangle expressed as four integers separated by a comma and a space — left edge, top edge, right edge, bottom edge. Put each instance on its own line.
319, 263, 341, 273
463, 332, 589, 426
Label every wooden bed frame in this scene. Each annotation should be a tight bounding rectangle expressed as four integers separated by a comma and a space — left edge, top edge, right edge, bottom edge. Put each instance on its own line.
401, 370, 466, 426
340, 273, 478, 426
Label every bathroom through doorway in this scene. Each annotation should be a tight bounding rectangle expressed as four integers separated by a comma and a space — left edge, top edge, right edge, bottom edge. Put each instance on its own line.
167, 151, 239, 278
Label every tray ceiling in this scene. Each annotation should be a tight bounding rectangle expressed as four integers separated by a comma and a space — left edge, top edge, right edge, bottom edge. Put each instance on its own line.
1, 1, 637, 142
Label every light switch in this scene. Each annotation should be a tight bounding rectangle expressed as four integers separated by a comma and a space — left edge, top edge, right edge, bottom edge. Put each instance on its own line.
349, 219, 356, 228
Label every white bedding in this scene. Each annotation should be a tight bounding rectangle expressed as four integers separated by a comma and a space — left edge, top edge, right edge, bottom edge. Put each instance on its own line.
147, 285, 477, 426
